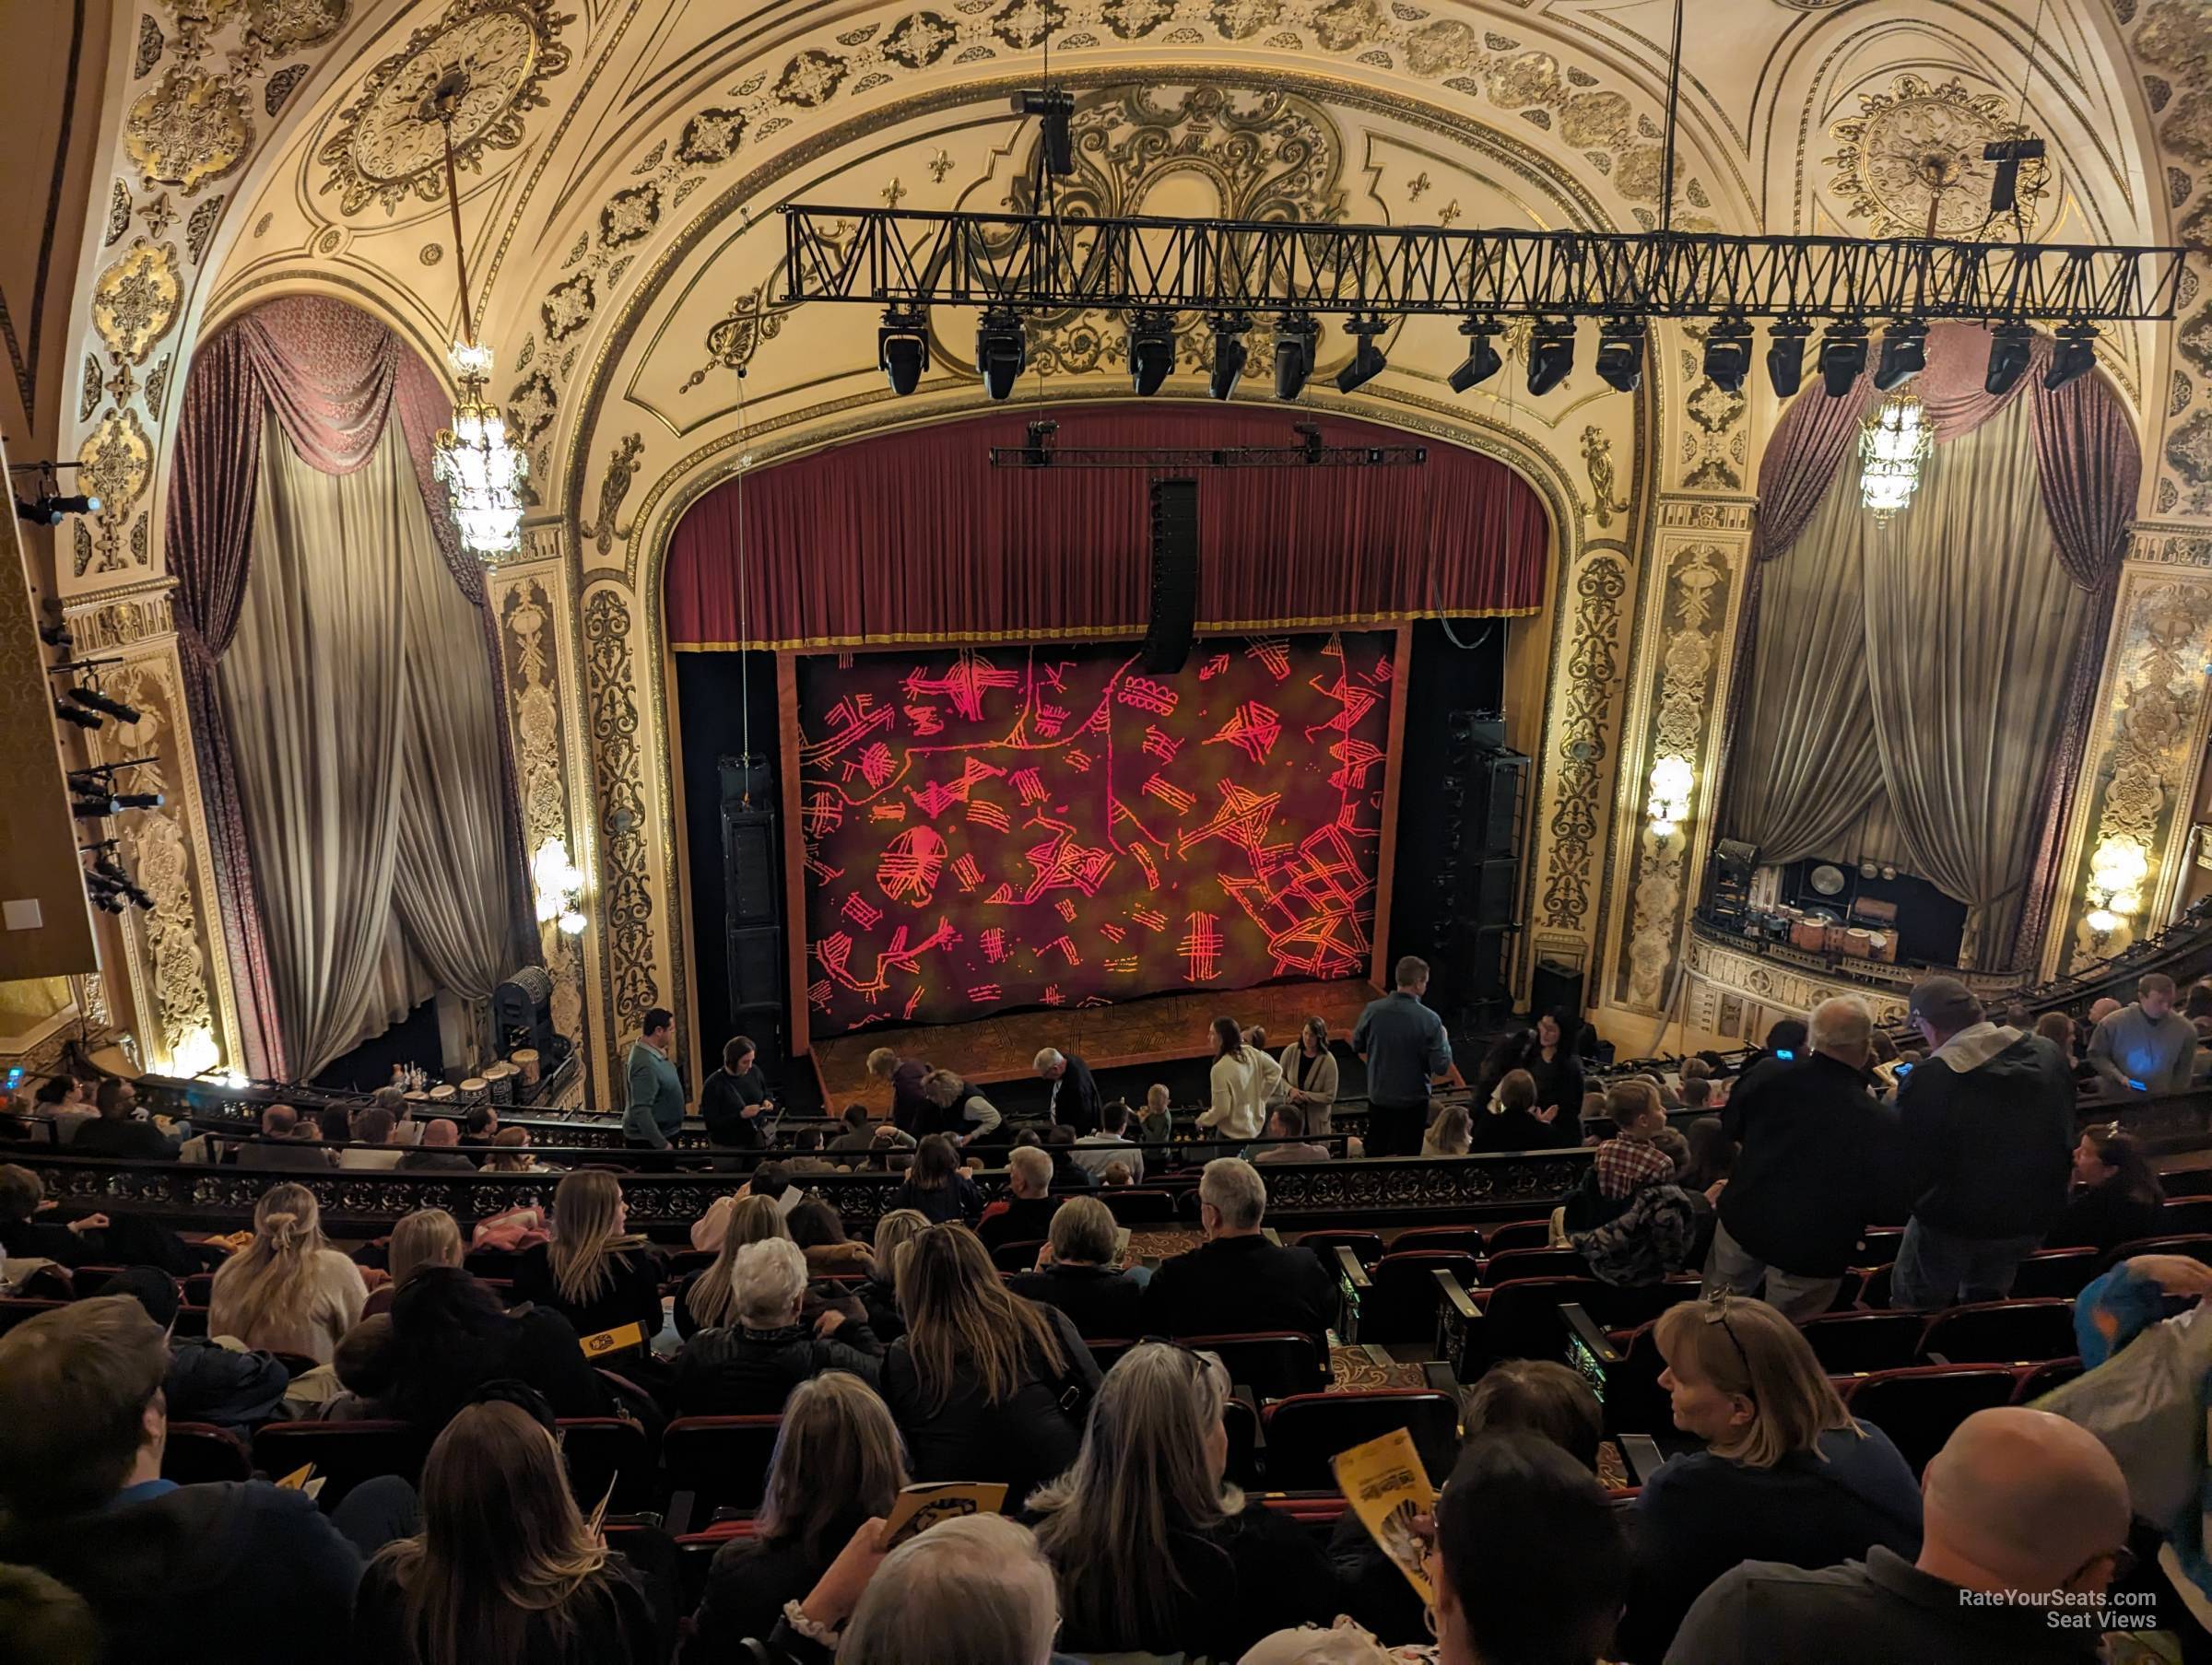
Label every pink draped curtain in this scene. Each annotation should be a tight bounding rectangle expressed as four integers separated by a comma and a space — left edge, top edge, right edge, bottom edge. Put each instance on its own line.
165, 296, 532, 1079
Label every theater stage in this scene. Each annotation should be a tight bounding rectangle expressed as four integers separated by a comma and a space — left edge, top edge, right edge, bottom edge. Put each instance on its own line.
810, 976, 1379, 1114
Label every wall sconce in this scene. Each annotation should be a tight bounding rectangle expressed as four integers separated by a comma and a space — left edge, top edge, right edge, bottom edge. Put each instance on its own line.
532, 837, 587, 936
1647, 754, 1694, 843
170, 1024, 220, 1079
2085, 836, 2148, 934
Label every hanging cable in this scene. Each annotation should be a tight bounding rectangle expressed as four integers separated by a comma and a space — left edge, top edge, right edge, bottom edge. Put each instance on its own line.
734, 365, 752, 807
1657, 0, 1687, 237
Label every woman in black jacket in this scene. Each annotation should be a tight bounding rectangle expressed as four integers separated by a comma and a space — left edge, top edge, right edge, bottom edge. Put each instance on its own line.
1005, 1196, 1143, 1340
880, 1224, 1099, 1502
1469, 1068, 1566, 1153
373, 1267, 609, 1429
1482, 1010, 1586, 1119
681, 1371, 908, 1661
510, 1171, 665, 1344
673, 1238, 883, 1414
885, 1133, 983, 1224
2044, 1125, 2165, 1256
1029, 1342, 1335, 1659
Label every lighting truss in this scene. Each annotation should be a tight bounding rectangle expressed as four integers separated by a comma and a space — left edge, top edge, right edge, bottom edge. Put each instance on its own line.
988, 421, 1426, 469
782, 205, 2184, 325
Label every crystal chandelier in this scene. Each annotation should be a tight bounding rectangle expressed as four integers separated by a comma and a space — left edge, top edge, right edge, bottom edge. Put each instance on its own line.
1858, 389, 1932, 525
426, 71, 527, 559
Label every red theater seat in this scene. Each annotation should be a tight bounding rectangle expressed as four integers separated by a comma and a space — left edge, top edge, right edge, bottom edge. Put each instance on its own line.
1798, 1310, 1924, 1376
1362, 1250, 1481, 1343
1843, 1366, 2017, 1477
1917, 1299, 2078, 1366
1262, 1390, 1461, 1493
161, 1423, 252, 1486
659, 1415, 782, 1528
1176, 1331, 1326, 1400
251, 1420, 431, 1508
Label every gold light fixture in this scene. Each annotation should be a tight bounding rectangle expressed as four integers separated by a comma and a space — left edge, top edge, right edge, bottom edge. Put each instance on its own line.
1647, 754, 1693, 843
1858, 388, 1931, 524
425, 69, 526, 560
2085, 836, 2148, 936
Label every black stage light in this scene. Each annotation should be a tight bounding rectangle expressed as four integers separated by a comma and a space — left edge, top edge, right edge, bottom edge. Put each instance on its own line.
15, 493, 101, 526
1874, 321, 1927, 392
1594, 320, 1646, 393
1984, 322, 2034, 396
65, 686, 140, 723
39, 622, 72, 649
877, 307, 928, 396
53, 701, 101, 731
2045, 322, 2099, 391
974, 307, 1027, 400
1013, 89, 1075, 177
1207, 315, 1248, 401
1448, 318, 1503, 393
1984, 135, 2046, 215
1272, 315, 1318, 400
1818, 325, 1868, 398
72, 791, 164, 818
1021, 419, 1057, 468
1766, 321, 1811, 398
1128, 310, 1176, 396
1701, 319, 1754, 393
1335, 314, 1388, 393
1526, 318, 1576, 396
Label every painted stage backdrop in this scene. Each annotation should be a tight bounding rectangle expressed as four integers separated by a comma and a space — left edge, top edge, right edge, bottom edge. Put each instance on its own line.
795, 632, 1397, 1034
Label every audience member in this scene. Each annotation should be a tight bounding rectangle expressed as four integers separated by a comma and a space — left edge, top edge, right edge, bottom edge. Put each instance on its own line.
459, 1105, 499, 1158
1621, 1294, 1923, 1660
31, 1074, 96, 1143
1196, 1016, 1275, 1143
1070, 1098, 1144, 1181
482, 1125, 549, 1174
1041, 1123, 1097, 1191
70, 1078, 176, 1160
363, 1207, 465, 1319
1702, 996, 1900, 1320
353, 1399, 657, 1665
1893, 977, 2075, 1309
236, 1103, 331, 1171
826, 1102, 878, 1155
1420, 1101, 1473, 1156
1562, 1080, 1676, 1233
1678, 1075, 1712, 1111
880, 1224, 1099, 1498
511, 1170, 664, 1342
0, 1563, 100, 1662
1721, 1018, 1809, 1142
1280, 1016, 1341, 1134
395, 1118, 475, 1173
1429, 1433, 1630, 1665
338, 1105, 407, 1170
0, 1298, 361, 1662
1099, 1161, 1134, 1186
1484, 1009, 1586, 1123
856, 1207, 929, 1342
0, 1161, 110, 1269
1031, 1343, 1335, 1659
621, 1005, 687, 1152
975, 1145, 1063, 1251
1139, 1081, 1175, 1143
1669, 1407, 2130, 1664
918, 1068, 1004, 1145
783, 1198, 869, 1277
1007, 1195, 1143, 1337
107, 1263, 291, 1433
1033, 1046, 1104, 1136
375, 1266, 607, 1426
1471, 1067, 1561, 1153
674, 1238, 883, 1413
2088, 972, 2199, 1096
785, 1127, 837, 1175
868, 1047, 935, 1135
685, 1372, 909, 1659
1569, 1140, 1710, 1287
680, 1193, 792, 1338
1352, 956, 1455, 1156
887, 1132, 982, 1223
2036, 1010, 2099, 1092
700, 1034, 772, 1151
1680, 1114, 1736, 1194
1253, 1102, 1333, 1163
2043, 1124, 2166, 1257
206, 1183, 366, 1363
1145, 1159, 1335, 1378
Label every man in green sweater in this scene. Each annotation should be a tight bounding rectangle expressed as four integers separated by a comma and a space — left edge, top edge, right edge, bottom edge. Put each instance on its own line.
623, 1005, 687, 1150
2087, 972, 2199, 1096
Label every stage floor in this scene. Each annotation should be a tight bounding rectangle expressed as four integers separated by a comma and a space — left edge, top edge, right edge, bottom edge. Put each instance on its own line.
811, 978, 1380, 1114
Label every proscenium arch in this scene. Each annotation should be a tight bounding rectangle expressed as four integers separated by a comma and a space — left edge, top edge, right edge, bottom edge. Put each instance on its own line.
564, 64, 1654, 1078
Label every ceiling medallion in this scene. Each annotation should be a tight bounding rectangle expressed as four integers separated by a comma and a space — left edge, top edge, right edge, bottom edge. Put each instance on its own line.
124, 66, 253, 194
316, 0, 573, 215
245, 0, 349, 54
91, 239, 185, 363
77, 406, 156, 513
1826, 73, 2051, 240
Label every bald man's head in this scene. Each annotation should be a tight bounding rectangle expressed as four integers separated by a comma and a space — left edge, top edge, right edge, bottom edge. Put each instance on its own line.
1920, 1409, 2130, 1596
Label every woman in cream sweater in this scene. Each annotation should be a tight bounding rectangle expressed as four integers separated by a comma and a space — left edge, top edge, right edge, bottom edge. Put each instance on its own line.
1197, 1017, 1276, 1143
207, 1182, 367, 1363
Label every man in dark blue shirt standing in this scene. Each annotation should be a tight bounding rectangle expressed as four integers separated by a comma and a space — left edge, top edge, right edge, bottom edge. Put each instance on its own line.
1351, 956, 1455, 1156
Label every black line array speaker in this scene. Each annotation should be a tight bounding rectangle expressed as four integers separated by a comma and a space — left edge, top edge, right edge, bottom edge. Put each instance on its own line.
1143, 477, 1200, 674
721, 754, 784, 1058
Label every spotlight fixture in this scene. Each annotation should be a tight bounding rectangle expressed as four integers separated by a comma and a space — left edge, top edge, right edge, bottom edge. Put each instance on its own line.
1021, 418, 1058, 468
1206, 314, 1249, 401
2045, 322, 2098, 391
1818, 325, 1869, 398
1013, 88, 1075, 177
1984, 135, 2046, 215
1594, 319, 1646, 393
1873, 321, 1927, 392
1447, 318, 1503, 393
1334, 314, 1388, 393
64, 686, 140, 723
1127, 310, 1176, 396
1984, 322, 2034, 396
53, 700, 101, 732
877, 306, 928, 396
69, 790, 161, 818
1700, 319, 1754, 394
1766, 320, 1812, 398
1272, 314, 1318, 400
1526, 318, 1576, 397
14, 492, 101, 526
38, 622, 72, 650
974, 307, 1027, 400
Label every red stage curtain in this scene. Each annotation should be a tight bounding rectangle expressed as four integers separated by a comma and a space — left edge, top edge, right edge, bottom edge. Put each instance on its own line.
665, 405, 1549, 649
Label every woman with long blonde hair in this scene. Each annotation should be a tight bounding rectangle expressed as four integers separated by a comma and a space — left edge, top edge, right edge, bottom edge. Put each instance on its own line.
855, 1206, 930, 1342
206, 1182, 366, 1362
677, 1191, 790, 1339
880, 1224, 1099, 1500
1031, 1343, 1334, 1657
365, 1207, 464, 1319
512, 1170, 663, 1342
1621, 1294, 1923, 1659
355, 1399, 656, 1664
